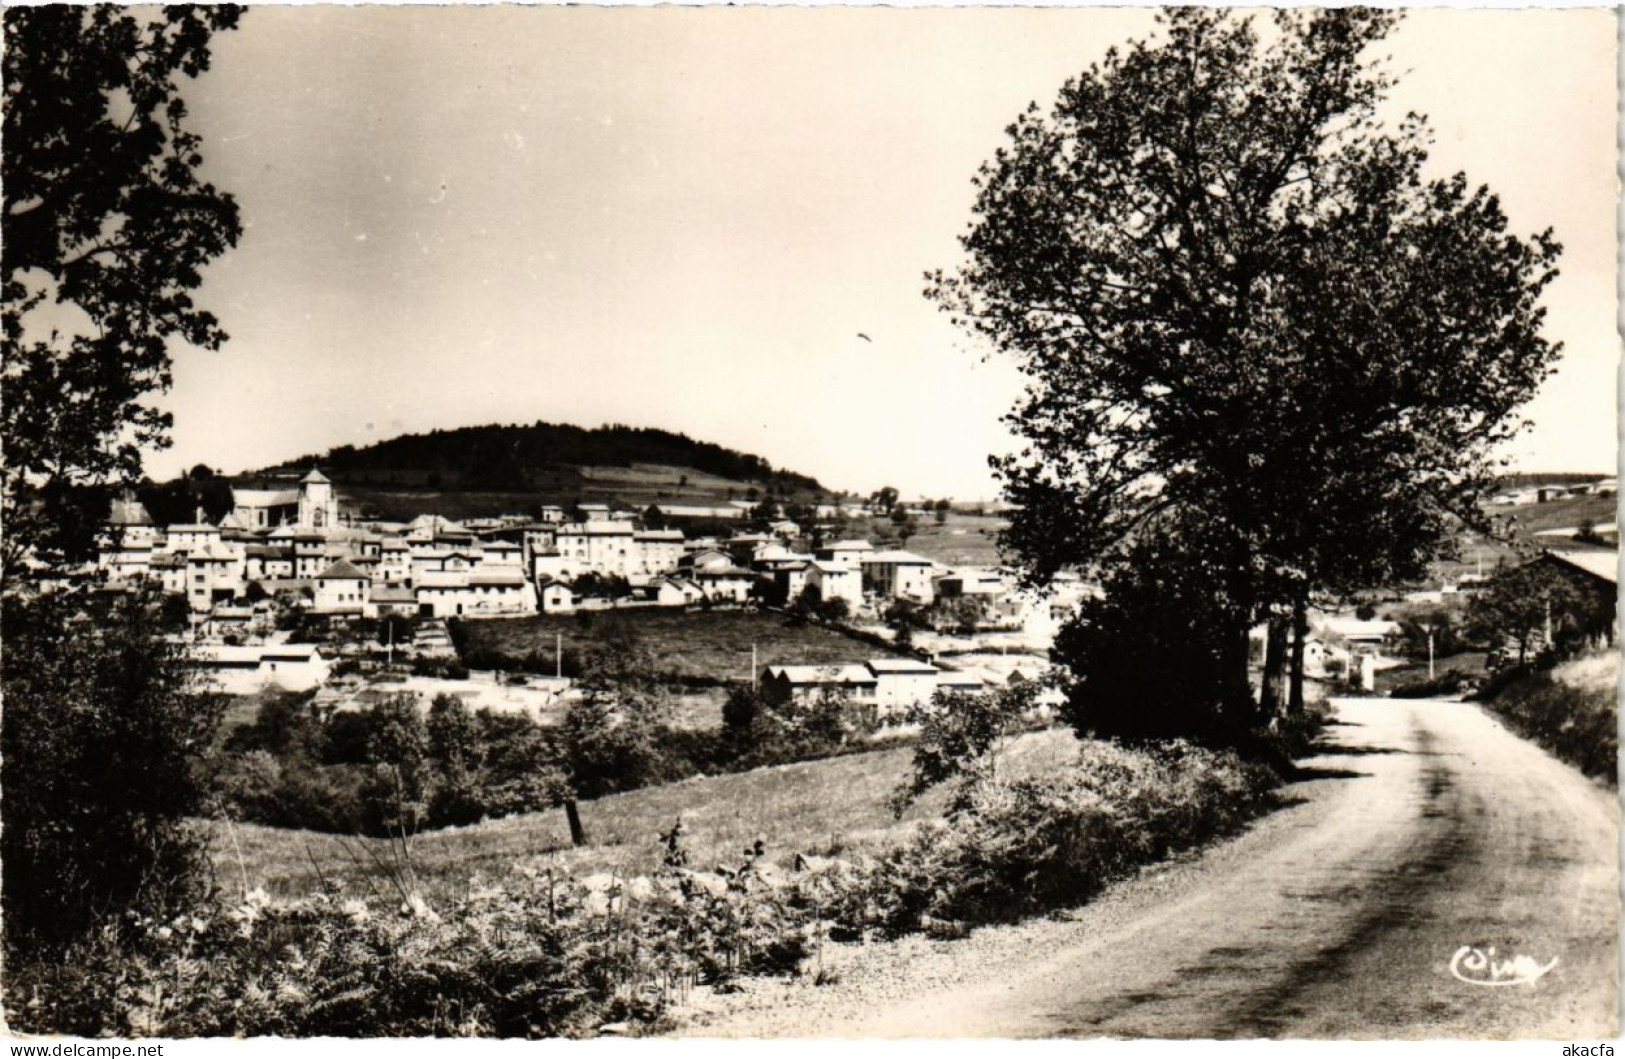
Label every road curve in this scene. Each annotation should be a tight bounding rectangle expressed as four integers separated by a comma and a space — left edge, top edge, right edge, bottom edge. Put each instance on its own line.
684, 697, 1619, 1039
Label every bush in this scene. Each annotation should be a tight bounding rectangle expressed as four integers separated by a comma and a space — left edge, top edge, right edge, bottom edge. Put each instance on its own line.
3, 738, 1285, 1037
1053, 544, 1244, 743
2, 592, 225, 953
721, 683, 875, 771
852, 740, 1278, 936
209, 695, 568, 835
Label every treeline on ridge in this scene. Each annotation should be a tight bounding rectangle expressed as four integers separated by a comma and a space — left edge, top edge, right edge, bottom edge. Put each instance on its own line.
262, 422, 827, 494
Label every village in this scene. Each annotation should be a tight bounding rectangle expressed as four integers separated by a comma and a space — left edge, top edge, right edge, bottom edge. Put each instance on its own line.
91, 467, 1086, 716
86, 464, 1619, 726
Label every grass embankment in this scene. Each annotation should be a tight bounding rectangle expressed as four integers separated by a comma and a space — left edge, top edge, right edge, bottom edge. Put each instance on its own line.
215, 727, 1082, 900
454, 609, 881, 685
1473, 650, 1618, 783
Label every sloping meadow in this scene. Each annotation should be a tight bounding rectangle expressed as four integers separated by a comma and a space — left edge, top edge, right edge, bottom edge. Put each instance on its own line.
11, 739, 1279, 1038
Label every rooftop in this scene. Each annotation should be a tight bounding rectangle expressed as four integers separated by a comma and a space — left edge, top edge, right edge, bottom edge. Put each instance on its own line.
316, 559, 367, 580
1543, 548, 1619, 585
867, 658, 939, 675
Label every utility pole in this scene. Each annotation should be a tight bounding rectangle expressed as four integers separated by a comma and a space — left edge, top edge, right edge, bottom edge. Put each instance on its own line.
751, 642, 758, 685
387, 619, 394, 667
556, 632, 563, 679
1423, 623, 1435, 682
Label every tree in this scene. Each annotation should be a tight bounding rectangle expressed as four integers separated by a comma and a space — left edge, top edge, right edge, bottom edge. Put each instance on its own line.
360, 694, 431, 834
560, 631, 671, 801
890, 680, 1039, 814
1466, 560, 1591, 666
928, 9, 1561, 732
885, 598, 932, 647
3, 6, 244, 584
2, 591, 225, 951
870, 486, 899, 516
1052, 527, 1247, 743
814, 594, 851, 625
425, 693, 484, 826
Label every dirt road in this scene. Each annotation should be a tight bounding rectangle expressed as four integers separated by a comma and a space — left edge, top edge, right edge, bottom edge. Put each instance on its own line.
680, 697, 1619, 1039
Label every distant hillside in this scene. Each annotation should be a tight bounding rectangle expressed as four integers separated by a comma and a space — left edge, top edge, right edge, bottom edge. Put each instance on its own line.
244, 422, 831, 518
1497, 471, 1614, 489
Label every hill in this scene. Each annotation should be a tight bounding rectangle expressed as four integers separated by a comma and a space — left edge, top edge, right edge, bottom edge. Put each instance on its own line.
241, 422, 834, 520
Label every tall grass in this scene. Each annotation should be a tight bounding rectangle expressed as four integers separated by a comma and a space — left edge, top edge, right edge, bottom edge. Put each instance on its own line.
1474, 651, 1618, 783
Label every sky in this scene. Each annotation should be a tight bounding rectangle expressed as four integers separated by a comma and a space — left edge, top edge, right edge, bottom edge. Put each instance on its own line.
148, 5, 1619, 499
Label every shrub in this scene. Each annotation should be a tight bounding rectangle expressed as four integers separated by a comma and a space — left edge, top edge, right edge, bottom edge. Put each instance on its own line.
7, 822, 813, 1038
1052, 536, 1249, 744
2, 592, 226, 953
851, 740, 1278, 936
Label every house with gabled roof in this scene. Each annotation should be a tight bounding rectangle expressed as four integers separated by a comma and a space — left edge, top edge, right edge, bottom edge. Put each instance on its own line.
759, 664, 878, 708
313, 559, 369, 614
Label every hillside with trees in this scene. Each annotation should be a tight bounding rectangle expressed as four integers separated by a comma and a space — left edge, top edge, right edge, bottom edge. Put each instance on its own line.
253, 422, 828, 500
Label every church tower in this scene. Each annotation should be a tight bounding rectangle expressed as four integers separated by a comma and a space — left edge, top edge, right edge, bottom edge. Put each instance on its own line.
297, 467, 338, 530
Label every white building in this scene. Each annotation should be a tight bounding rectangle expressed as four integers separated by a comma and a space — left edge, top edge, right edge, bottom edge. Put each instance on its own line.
313, 559, 369, 615
188, 643, 331, 695
634, 529, 685, 575
556, 520, 638, 578
862, 550, 937, 603
866, 658, 940, 713
816, 540, 876, 568
296, 468, 340, 530
806, 560, 862, 609
539, 579, 577, 614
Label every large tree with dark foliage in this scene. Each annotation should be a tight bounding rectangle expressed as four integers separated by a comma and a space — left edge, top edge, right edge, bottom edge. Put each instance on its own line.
2, 5, 243, 584
928, 9, 1561, 735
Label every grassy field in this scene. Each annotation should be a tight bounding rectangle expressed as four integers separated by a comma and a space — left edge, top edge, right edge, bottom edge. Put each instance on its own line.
1496, 494, 1617, 537
1374, 652, 1490, 695
899, 512, 1009, 567
337, 460, 827, 522
457, 608, 881, 684
210, 726, 1084, 900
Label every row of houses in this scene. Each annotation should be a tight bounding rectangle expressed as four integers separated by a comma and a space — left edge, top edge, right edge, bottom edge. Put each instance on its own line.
759, 658, 989, 716
1489, 478, 1618, 505
96, 471, 1082, 639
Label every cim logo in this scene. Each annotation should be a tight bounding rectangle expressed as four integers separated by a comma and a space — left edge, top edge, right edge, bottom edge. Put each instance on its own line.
1449, 944, 1559, 987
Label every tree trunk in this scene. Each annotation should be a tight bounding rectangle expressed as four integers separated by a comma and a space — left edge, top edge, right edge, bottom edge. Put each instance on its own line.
564, 799, 587, 847
1260, 617, 1288, 717
1288, 595, 1309, 716
1220, 616, 1258, 732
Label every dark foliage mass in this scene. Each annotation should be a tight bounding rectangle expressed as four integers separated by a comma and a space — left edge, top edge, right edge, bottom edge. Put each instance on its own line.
2, 593, 226, 952
265, 421, 825, 495
2, 6, 243, 582
208, 692, 567, 835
